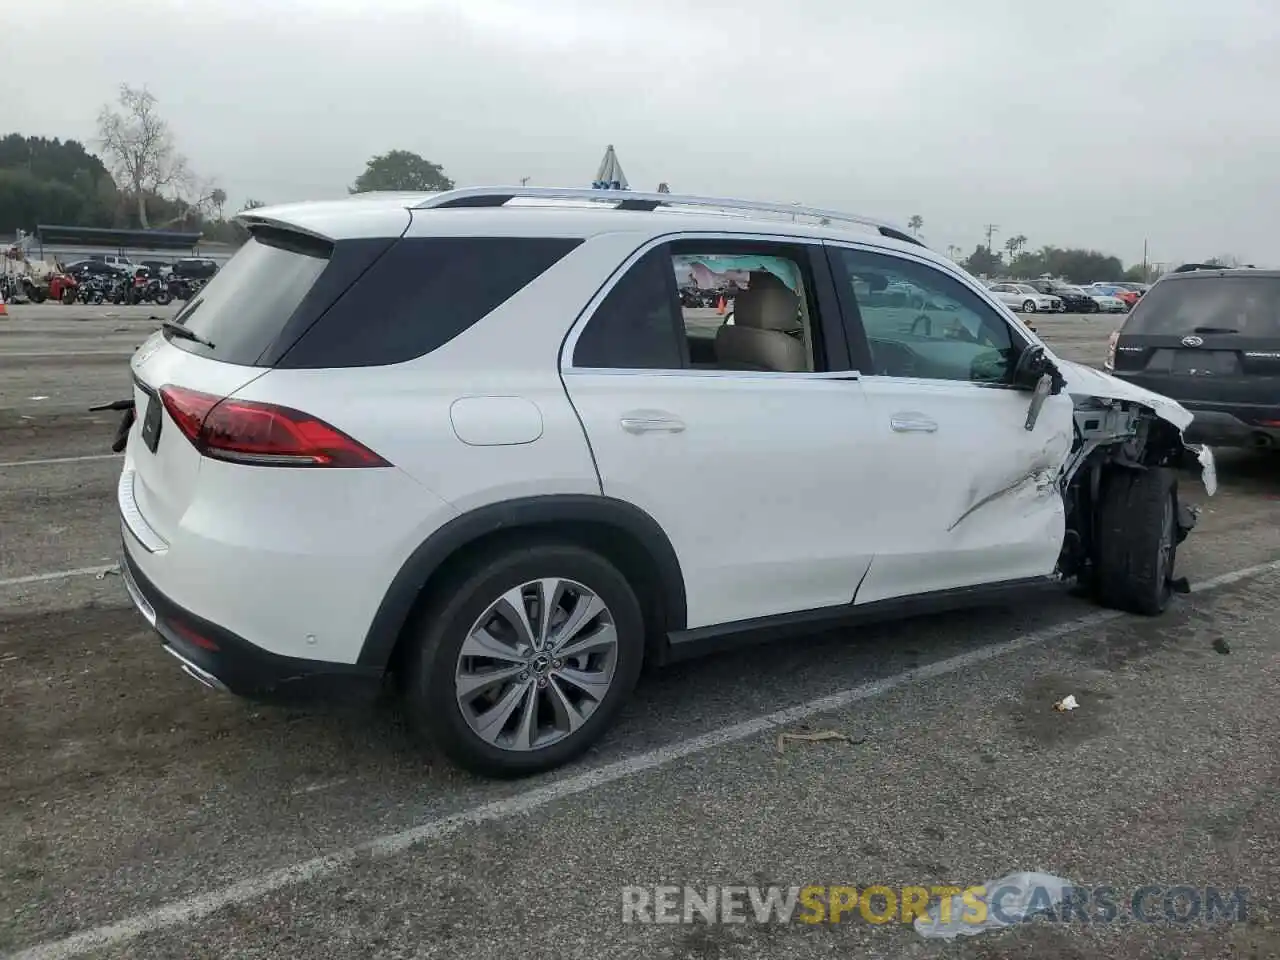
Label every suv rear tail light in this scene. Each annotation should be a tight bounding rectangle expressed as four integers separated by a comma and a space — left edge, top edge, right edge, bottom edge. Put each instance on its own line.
158, 386, 390, 467
1104, 331, 1118, 371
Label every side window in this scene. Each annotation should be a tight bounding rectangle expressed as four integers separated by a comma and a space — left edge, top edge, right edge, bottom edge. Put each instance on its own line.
670, 245, 820, 373
278, 237, 582, 368
573, 247, 685, 369
573, 242, 832, 374
832, 247, 1019, 384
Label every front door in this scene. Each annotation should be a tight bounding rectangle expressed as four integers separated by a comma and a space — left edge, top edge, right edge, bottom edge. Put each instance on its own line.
561, 235, 880, 630
826, 243, 1076, 604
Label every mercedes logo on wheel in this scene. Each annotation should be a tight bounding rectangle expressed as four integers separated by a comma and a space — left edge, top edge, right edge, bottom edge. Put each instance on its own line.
1181, 335, 1205, 347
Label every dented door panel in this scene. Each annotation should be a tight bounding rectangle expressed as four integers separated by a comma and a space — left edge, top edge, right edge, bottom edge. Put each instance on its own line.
853, 376, 1075, 604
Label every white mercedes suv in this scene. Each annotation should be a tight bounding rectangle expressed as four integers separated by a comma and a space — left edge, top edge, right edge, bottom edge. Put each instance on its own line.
113, 186, 1217, 777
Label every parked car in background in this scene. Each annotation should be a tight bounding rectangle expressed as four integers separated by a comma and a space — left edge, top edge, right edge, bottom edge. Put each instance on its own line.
1091, 291, 1128, 313
67, 259, 130, 279
1086, 283, 1139, 310
987, 282, 1061, 313
170, 257, 219, 280
1106, 267, 1280, 449
1026, 279, 1097, 313
139, 259, 173, 277
89, 254, 137, 271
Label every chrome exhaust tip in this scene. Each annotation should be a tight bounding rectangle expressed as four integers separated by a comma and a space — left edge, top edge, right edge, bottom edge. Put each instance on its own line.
163, 645, 229, 692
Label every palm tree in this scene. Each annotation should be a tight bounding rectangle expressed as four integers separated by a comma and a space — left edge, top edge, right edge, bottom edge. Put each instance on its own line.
908, 214, 924, 235
946, 244, 961, 260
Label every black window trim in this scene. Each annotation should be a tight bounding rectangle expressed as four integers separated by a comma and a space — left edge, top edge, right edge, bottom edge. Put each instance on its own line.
824, 239, 1035, 389
561, 231, 854, 376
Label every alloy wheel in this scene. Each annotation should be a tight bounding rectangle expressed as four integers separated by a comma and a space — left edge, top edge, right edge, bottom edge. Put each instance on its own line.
455, 578, 618, 752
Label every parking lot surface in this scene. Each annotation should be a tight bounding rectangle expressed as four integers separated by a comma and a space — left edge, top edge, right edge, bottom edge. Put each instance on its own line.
3, 303, 1279, 959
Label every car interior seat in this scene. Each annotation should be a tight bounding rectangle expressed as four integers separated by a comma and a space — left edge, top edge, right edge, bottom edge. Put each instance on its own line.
714, 280, 809, 372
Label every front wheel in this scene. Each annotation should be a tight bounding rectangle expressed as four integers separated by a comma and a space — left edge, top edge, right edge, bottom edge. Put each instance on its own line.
154, 289, 173, 306
402, 542, 645, 777
61, 286, 77, 305
1092, 466, 1178, 615
1022, 300, 1037, 313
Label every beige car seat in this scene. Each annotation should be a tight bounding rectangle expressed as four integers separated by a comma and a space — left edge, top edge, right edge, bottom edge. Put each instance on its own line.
714, 282, 808, 372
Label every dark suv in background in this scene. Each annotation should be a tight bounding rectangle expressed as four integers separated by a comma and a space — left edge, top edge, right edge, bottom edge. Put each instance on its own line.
1026, 278, 1098, 313
1107, 268, 1280, 449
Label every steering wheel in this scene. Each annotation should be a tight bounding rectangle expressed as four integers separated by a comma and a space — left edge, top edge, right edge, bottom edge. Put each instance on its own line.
909, 314, 933, 338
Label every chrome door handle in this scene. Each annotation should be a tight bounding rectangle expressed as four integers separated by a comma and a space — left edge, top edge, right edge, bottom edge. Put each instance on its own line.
890, 414, 938, 433
620, 414, 686, 434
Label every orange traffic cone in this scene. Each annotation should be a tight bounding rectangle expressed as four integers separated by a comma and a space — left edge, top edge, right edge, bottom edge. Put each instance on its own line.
0, 293, 8, 317
716, 295, 726, 316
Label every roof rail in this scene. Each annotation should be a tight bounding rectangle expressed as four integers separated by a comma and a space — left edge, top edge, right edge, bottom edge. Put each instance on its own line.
410, 186, 926, 248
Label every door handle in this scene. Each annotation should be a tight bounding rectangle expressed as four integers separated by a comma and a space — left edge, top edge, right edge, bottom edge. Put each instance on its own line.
890, 413, 938, 433
620, 412, 686, 434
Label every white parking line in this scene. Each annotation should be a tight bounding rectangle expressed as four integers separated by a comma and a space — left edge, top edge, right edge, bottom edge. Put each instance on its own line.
0, 454, 122, 469
12, 557, 1280, 960
0, 565, 117, 589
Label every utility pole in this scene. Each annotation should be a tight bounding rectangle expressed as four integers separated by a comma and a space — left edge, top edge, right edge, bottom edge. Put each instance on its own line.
984, 223, 999, 252
1142, 238, 1148, 282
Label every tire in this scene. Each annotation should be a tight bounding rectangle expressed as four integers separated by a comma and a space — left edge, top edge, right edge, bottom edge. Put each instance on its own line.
1092, 466, 1178, 615
401, 541, 645, 777
155, 289, 173, 306
1022, 300, 1037, 313
61, 287, 77, 305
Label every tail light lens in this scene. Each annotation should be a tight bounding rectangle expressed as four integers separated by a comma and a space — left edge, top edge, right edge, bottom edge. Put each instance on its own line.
158, 386, 390, 467
1104, 331, 1119, 371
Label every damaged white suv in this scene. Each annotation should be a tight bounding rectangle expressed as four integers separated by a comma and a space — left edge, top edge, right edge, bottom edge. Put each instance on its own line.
113, 187, 1216, 777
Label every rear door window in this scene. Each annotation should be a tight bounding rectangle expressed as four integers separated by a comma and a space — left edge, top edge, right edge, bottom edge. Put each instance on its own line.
1124, 277, 1280, 337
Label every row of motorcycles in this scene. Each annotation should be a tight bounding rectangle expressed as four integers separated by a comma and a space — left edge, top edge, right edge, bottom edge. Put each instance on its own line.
69, 271, 208, 306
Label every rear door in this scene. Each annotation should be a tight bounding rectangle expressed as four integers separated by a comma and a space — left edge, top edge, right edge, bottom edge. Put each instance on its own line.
1111, 274, 1280, 411
561, 234, 882, 630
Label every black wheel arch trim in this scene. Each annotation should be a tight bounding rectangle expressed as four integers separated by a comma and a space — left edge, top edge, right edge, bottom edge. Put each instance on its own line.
356, 495, 688, 668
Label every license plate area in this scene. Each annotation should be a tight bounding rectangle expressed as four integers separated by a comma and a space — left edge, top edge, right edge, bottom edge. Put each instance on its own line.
1167, 350, 1240, 376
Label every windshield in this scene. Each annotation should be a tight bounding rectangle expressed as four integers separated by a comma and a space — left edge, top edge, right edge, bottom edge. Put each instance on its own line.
1123, 276, 1280, 336
1015, 285, 1038, 294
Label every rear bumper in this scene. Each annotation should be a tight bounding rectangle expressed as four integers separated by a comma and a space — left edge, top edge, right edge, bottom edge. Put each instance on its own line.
1110, 382, 1280, 447
121, 541, 384, 704
1182, 410, 1280, 448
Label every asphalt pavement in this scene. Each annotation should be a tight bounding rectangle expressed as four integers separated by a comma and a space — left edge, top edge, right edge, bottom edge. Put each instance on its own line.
2, 303, 1278, 960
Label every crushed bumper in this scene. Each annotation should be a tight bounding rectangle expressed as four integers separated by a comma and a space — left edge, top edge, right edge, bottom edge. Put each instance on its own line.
120, 544, 384, 705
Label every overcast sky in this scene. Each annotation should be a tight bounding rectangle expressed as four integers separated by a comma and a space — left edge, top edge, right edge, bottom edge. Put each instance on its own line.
5, 0, 1277, 267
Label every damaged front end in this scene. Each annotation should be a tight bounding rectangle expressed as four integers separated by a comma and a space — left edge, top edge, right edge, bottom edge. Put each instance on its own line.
1051, 360, 1218, 587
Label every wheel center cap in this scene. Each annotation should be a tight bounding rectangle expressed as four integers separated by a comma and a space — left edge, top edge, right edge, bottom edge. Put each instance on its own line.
531, 653, 552, 675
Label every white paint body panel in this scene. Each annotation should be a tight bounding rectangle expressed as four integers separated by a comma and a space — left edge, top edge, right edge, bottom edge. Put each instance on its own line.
117, 191, 1208, 673
563, 370, 877, 628
851, 378, 1074, 604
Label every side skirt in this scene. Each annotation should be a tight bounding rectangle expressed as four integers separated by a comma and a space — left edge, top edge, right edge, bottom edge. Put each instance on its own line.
658, 576, 1060, 665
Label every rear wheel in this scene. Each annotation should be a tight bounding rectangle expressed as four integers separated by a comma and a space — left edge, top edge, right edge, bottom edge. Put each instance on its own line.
1022, 300, 1037, 313
402, 542, 645, 777
1092, 466, 1178, 615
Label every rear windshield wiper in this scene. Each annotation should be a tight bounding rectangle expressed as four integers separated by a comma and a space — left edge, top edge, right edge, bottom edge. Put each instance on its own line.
161, 319, 216, 350
1192, 326, 1238, 334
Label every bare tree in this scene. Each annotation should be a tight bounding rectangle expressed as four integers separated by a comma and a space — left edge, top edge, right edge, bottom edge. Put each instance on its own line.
96, 84, 189, 228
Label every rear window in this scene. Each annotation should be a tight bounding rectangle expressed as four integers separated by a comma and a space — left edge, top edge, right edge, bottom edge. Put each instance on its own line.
167, 230, 334, 365
168, 232, 581, 367
1123, 276, 1280, 337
